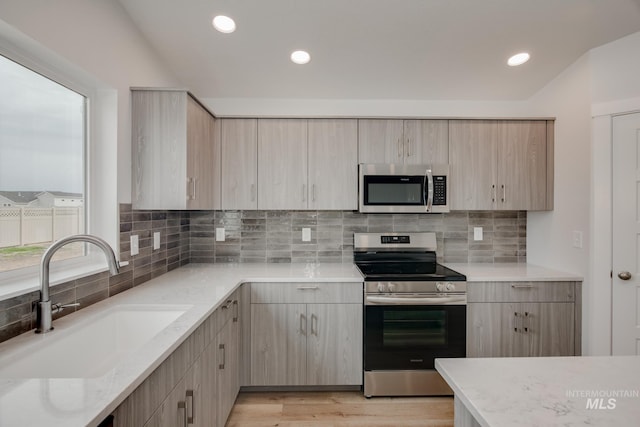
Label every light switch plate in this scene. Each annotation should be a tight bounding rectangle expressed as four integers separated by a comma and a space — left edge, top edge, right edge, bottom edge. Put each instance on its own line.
473, 227, 483, 241
573, 230, 583, 249
216, 227, 225, 242
130, 235, 139, 256
153, 232, 160, 250
302, 227, 311, 242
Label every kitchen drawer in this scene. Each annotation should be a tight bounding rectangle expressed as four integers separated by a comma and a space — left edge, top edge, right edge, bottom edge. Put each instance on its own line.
250, 282, 363, 304
467, 281, 576, 303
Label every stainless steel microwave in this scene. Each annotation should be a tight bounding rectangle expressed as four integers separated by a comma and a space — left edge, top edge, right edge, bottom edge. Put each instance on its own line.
358, 164, 450, 213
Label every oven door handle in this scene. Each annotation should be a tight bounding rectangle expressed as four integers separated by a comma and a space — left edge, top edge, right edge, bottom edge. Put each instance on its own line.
365, 295, 466, 305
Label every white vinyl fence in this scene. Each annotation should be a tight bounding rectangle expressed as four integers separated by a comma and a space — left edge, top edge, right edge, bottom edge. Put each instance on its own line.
0, 207, 84, 248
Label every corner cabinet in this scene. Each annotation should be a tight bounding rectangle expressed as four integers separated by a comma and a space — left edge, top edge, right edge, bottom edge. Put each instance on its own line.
449, 120, 553, 211
466, 281, 581, 358
358, 119, 449, 165
249, 282, 363, 386
131, 89, 220, 210
111, 288, 242, 427
257, 119, 358, 210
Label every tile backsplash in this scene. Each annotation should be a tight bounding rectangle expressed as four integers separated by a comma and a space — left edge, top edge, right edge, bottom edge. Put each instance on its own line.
190, 210, 526, 264
0, 206, 525, 343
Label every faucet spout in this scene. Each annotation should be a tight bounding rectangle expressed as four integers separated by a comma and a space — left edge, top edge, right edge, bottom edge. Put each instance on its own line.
36, 234, 120, 333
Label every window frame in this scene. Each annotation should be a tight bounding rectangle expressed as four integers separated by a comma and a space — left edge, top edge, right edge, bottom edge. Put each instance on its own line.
0, 25, 119, 300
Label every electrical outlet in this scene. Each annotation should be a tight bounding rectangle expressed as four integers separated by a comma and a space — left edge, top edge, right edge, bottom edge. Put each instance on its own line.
302, 227, 311, 242
130, 235, 139, 256
153, 232, 160, 250
216, 227, 226, 242
572, 230, 583, 249
473, 227, 483, 241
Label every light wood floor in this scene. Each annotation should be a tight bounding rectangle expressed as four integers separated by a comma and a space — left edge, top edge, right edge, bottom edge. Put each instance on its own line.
226, 391, 454, 427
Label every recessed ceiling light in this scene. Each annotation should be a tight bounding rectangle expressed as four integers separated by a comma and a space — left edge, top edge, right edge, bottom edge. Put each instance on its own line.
508, 52, 530, 67
290, 50, 311, 65
212, 15, 236, 33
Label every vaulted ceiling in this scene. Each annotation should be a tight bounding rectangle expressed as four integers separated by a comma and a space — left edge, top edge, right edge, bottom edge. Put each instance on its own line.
118, 0, 640, 102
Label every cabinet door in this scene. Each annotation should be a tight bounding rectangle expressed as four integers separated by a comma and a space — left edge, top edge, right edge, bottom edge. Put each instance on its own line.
308, 119, 358, 210
358, 119, 404, 163
221, 118, 258, 209
132, 90, 188, 210
186, 96, 217, 210
403, 120, 449, 165
250, 303, 307, 385
306, 303, 363, 385
216, 318, 238, 427
497, 121, 547, 210
467, 302, 527, 357
143, 378, 187, 427
524, 302, 574, 357
258, 119, 308, 209
449, 120, 498, 210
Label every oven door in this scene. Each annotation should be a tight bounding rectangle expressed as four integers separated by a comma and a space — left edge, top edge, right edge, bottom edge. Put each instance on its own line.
364, 302, 466, 371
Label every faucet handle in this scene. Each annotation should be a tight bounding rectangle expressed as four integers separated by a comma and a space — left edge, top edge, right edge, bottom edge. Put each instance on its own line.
52, 302, 81, 314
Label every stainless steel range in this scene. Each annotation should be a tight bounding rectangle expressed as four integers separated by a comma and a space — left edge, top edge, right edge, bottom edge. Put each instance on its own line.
354, 232, 467, 397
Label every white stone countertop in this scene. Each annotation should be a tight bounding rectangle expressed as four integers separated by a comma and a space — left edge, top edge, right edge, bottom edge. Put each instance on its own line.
0, 263, 363, 427
436, 356, 640, 427
445, 263, 583, 282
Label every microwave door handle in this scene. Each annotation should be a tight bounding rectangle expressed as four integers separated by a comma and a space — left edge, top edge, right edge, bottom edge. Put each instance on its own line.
425, 168, 433, 212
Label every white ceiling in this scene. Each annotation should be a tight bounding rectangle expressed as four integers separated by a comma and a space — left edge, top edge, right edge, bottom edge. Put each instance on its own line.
118, 0, 640, 102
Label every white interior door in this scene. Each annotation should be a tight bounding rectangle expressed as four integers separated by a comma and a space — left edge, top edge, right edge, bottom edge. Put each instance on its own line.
612, 112, 640, 355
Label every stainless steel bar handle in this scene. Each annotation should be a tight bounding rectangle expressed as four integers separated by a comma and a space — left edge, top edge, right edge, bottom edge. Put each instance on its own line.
186, 178, 193, 200
296, 285, 319, 290
406, 138, 411, 157
425, 168, 433, 212
218, 343, 225, 369
251, 183, 256, 202
232, 299, 239, 322
397, 138, 403, 158
192, 178, 197, 200
221, 299, 232, 310
366, 295, 467, 305
501, 184, 506, 203
312, 184, 316, 202
511, 284, 534, 289
311, 314, 317, 336
186, 390, 195, 424
300, 313, 307, 336
302, 184, 306, 202
513, 311, 519, 332
491, 184, 496, 203
178, 401, 187, 427
523, 312, 529, 333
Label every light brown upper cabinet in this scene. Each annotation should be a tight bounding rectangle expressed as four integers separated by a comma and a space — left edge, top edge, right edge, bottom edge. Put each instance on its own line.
308, 119, 358, 210
131, 89, 220, 210
449, 120, 553, 211
221, 118, 258, 210
257, 118, 358, 210
358, 119, 448, 165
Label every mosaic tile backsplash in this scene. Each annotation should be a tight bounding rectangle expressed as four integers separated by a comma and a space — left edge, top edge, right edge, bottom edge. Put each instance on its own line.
0, 207, 525, 343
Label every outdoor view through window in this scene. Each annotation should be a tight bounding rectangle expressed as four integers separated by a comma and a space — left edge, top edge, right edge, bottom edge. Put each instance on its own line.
0, 54, 86, 274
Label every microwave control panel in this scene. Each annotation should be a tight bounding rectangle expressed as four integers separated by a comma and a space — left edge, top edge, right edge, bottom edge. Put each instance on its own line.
433, 176, 447, 205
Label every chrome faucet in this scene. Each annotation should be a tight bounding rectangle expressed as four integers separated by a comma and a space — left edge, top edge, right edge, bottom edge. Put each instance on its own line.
36, 234, 120, 333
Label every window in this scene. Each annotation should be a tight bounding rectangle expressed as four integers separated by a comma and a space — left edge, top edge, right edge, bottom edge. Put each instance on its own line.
0, 54, 86, 273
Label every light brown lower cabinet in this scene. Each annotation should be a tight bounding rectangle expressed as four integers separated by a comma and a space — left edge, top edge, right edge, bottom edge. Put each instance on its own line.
112, 289, 242, 427
249, 282, 363, 387
466, 281, 581, 358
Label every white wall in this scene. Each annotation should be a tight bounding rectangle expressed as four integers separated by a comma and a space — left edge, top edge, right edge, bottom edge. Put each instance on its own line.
0, 0, 182, 204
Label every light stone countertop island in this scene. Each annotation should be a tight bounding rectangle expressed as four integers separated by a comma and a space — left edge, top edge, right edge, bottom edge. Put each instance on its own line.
436, 356, 640, 427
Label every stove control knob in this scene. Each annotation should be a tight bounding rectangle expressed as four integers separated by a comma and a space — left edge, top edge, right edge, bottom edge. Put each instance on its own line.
387, 283, 396, 293
436, 282, 445, 292
377, 283, 386, 293
445, 283, 455, 292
